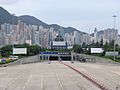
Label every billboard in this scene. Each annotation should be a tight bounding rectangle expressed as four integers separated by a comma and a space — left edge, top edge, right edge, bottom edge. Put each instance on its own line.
105, 52, 119, 56
52, 41, 66, 46
91, 48, 103, 54
13, 48, 27, 54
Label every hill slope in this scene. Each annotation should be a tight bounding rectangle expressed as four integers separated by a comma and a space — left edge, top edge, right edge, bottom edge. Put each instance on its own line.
0, 6, 85, 34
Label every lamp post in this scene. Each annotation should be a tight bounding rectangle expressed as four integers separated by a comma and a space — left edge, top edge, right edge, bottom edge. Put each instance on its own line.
112, 15, 117, 60
12, 14, 15, 56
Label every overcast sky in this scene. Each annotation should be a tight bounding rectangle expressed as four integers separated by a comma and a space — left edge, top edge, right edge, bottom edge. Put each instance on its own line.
0, 0, 120, 33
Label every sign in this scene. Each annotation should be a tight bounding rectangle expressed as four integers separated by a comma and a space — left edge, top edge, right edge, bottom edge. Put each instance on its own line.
40, 52, 58, 54
91, 48, 103, 53
53, 41, 66, 46
13, 48, 27, 54
105, 52, 119, 56
58, 52, 71, 55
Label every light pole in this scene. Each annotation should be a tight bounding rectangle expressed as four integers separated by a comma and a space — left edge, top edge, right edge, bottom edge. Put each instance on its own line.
12, 14, 15, 56
112, 15, 117, 60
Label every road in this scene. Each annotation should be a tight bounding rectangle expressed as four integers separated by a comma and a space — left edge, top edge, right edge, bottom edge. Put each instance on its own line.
63, 61, 120, 90
0, 61, 102, 90
0, 61, 120, 90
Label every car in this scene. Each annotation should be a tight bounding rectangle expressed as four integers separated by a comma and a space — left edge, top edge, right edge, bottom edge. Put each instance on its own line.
0, 58, 6, 64
9, 55, 19, 60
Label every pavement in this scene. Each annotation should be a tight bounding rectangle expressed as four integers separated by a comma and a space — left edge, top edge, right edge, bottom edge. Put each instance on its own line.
63, 61, 120, 90
0, 61, 101, 90
0, 60, 120, 90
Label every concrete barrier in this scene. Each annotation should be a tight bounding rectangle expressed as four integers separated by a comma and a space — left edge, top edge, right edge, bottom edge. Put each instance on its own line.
83, 54, 120, 64
1, 55, 40, 66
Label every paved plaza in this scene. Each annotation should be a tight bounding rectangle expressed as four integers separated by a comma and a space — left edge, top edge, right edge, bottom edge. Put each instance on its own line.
0, 61, 120, 90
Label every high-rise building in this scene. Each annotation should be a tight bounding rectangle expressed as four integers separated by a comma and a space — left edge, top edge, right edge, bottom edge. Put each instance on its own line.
74, 31, 81, 45
94, 28, 98, 43
116, 35, 120, 46
103, 28, 118, 44
81, 33, 91, 45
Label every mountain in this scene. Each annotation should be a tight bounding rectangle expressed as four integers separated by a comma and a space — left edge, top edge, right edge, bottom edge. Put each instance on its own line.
0, 6, 85, 34
19, 15, 49, 28
0, 7, 13, 24
49, 24, 83, 33
19, 16, 85, 34
19, 15, 85, 34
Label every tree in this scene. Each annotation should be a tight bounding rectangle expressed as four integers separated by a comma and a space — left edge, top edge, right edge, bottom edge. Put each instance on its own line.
100, 39, 103, 47
0, 44, 42, 57
110, 40, 114, 49
115, 44, 119, 51
95, 41, 100, 47
103, 42, 110, 51
82, 42, 87, 48
1, 45, 12, 57
73, 44, 83, 53
29, 45, 40, 56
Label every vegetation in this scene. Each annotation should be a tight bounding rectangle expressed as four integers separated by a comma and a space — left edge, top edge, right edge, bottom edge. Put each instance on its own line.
72, 41, 120, 62
0, 43, 46, 57
72, 44, 83, 53
0, 40, 120, 62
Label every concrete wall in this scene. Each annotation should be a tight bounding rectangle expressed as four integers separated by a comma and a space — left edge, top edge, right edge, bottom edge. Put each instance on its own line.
7, 55, 40, 66
83, 54, 119, 64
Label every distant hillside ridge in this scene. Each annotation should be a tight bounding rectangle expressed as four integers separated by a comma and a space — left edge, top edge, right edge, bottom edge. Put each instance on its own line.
0, 6, 86, 34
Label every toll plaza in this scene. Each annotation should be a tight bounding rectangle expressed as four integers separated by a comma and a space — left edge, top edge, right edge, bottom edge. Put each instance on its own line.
39, 52, 71, 61
39, 51, 96, 63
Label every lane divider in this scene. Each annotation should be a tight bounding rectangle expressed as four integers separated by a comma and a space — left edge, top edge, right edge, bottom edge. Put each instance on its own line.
59, 62, 112, 90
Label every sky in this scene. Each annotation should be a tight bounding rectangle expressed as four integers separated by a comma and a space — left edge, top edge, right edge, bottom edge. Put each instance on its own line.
0, 0, 120, 34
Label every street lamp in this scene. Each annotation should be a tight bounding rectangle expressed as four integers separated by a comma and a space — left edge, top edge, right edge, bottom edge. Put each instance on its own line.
112, 15, 117, 60
12, 14, 15, 56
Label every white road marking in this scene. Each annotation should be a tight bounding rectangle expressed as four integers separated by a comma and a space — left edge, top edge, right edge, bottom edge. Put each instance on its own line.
111, 71, 120, 76
41, 75, 44, 90
3, 74, 22, 90
70, 75, 86, 90
22, 75, 32, 90
56, 73, 64, 90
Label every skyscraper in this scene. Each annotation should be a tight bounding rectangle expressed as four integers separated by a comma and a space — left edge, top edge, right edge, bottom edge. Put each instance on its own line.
94, 28, 98, 43
103, 28, 118, 44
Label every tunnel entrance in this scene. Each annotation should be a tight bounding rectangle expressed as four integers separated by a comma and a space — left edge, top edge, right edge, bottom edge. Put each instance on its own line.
49, 56, 58, 61
49, 56, 71, 61
60, 56, 71, 61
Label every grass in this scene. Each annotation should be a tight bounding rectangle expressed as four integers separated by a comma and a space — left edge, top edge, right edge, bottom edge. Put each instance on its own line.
0, 58, 18, 65
89, 53, 120, 62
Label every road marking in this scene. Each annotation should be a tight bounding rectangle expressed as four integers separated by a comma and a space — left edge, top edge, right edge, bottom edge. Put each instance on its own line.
41, 75, 44, 90
3, 74, 22, 90
77, 84, 86, 90
56, 73, 64, 90
70, 75, 86, 90
22, 75, 32, 90
111, 71, 120, 76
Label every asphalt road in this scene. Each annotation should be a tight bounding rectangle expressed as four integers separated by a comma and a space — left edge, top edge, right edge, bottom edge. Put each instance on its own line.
64, 61, 120, 90
0, 61, 102, 90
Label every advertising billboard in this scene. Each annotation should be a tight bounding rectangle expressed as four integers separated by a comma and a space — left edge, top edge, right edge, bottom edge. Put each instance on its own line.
13, 48, 27, 54
105, 52, 119, 56
91, 48, 103, 53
